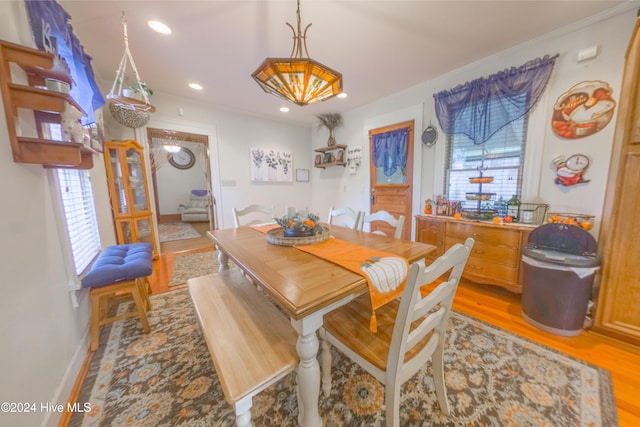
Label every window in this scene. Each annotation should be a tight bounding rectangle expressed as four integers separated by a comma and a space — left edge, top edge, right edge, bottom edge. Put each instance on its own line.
434, 55, 558, 217
57, 168, 101, 274
47, 122, 102, 275
444, 94, 528, 216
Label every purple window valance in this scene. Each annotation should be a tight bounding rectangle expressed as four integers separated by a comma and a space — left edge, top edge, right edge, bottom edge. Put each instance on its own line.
434, 54, 558, 145
372, 128, 409, 177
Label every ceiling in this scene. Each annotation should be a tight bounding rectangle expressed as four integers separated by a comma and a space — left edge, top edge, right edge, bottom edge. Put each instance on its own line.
59, 0, 629, 126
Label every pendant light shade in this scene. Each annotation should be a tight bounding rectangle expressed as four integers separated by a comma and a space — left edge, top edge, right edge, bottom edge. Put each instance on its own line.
252, 0, 343, 106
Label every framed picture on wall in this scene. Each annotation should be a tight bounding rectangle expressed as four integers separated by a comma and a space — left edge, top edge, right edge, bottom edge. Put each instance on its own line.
250, 148, 293, 182
323, 152, 333, 164
296, 168, 309, 182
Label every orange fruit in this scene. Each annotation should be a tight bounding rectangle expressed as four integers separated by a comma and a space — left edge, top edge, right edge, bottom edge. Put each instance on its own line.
492, 216, 501, 224
454, 213, 461, 219
581, 221, 593, 230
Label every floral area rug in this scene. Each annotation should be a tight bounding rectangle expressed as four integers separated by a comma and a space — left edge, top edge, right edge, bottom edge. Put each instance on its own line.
157, 222, 201, 242
168, 250, 236, 287
70, 288, 617, 426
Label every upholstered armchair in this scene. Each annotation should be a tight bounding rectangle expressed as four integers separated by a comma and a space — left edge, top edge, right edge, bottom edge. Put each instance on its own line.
180, 190, 211, 222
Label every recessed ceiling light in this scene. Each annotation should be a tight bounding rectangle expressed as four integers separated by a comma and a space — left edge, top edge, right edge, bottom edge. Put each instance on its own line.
148, 20, 171, 35
280, 107, 290, 113
337, 92, 348, 99
188, 83, 203, 90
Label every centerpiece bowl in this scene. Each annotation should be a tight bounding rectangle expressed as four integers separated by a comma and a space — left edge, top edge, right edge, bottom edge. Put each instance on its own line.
268, 212, 330, 246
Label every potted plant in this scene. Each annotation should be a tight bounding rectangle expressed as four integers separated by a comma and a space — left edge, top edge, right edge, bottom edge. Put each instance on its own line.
122, 82, 153, 101
316, 113, 343, 147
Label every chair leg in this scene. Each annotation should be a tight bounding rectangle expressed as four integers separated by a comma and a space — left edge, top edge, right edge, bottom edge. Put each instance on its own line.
131, 286, 151, 334
432, 343, 450, 415
137, 277, 152, 311
89, 291, 102, 352
385, 381, 402, 427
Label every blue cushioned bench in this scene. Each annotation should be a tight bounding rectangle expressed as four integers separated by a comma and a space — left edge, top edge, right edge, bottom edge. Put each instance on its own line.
81, 243, 153, 351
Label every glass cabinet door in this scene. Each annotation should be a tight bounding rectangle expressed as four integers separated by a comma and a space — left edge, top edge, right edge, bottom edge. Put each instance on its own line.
109, 147, 128, 215
126, 148, 148, 212
116, 220, 133, 244
134, 218, 154, 244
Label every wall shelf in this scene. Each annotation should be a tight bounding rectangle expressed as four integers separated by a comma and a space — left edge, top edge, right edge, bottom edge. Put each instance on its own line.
314, 144, 347, 168
0, 39, 92, 169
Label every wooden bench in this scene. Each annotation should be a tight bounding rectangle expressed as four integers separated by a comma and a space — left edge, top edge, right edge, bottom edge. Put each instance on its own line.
188, 271, 299, 427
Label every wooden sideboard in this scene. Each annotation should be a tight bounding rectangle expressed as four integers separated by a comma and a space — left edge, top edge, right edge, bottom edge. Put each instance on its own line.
415, 215, 533, 293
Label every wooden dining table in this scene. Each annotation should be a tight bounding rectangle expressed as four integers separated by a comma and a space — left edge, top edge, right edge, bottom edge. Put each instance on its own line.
207, 225, 435, 427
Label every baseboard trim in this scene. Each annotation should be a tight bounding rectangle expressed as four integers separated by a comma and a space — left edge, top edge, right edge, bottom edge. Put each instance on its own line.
41, 335, 90, 427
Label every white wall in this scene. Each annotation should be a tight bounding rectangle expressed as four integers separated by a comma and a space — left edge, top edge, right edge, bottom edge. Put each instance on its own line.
312, 5, 638, 238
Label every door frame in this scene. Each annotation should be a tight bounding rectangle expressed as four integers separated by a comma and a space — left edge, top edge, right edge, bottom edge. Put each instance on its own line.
364, 105, 423, 240
368, 120, 415, 240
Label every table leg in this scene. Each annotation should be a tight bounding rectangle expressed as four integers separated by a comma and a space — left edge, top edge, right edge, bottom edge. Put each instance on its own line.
318, 328, 332, 397
216, 245, 229, 271
292, 318, 322, 427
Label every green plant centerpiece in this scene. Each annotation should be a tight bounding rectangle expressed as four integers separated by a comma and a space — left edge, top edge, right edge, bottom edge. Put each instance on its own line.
316, 113, 343, 147
275, 212, 323, 237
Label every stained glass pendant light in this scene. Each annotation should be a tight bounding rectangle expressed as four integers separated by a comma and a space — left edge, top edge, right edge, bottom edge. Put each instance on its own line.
252, 0, 343, 106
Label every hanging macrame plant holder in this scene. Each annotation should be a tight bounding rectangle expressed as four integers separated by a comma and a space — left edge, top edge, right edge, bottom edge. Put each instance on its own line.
107, 12, 155, 128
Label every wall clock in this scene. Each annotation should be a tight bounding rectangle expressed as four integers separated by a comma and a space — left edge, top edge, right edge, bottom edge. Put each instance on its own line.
565, 153, 590, 171
552, 154, 590, 186
168, 147, 196, 170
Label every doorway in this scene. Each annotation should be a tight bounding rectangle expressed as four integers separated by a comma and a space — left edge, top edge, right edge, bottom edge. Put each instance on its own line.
368, 120, 414, 240
147, 127, 215, 253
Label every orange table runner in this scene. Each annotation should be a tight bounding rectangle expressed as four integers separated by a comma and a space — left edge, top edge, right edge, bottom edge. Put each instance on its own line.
250, 223, 281, 234
296, 238, 408, 332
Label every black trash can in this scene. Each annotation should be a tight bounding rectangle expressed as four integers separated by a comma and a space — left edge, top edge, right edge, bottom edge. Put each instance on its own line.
521, 223, 599, 336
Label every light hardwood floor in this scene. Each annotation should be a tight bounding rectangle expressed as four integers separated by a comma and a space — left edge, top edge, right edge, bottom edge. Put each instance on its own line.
63, 229, 640, 426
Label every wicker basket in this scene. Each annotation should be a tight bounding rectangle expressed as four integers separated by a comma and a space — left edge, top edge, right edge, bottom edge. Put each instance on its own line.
108, 103, 151, 128
266, 227, 330, 247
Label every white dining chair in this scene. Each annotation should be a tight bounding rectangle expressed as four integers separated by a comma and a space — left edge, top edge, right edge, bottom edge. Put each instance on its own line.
320, 238, 474, 427
232, 204, 275, 228
360, 210, 405, 239
327, 206, 363, 230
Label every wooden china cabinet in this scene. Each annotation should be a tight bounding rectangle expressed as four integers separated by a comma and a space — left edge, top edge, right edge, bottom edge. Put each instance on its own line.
104, 140, 158, 257
593, 17, 640, 346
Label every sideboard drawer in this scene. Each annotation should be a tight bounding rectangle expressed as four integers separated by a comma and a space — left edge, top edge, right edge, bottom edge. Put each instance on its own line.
447, 222, 520, 248
464, 258, 518, 284
445, 237, 519, 267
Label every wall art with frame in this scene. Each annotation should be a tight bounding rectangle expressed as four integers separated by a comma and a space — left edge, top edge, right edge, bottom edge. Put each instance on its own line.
250, 148, 293, 182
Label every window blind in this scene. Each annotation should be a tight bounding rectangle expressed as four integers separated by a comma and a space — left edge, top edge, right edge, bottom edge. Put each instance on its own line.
444, 95, 528, 214
56, 168, 101, 275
